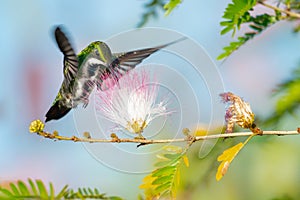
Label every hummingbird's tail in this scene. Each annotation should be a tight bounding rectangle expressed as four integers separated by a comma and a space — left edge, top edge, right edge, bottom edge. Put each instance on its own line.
45, 101, 71, 122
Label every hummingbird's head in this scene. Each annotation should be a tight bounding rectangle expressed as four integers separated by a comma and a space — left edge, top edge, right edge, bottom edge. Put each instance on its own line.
78, 41, 113, 65
86, 41, 102, 51
45, 100, 71, 122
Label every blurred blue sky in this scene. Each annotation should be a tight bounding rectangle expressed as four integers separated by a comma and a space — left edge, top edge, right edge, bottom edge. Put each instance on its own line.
1, 0, 300, 199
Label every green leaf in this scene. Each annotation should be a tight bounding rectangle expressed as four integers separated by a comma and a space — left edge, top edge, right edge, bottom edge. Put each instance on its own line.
217, 37, 247, 60
154, 182, 171, 194
220, 0, 257, 36
82, 187, 88, 195
0, 180, 113, 200
218, 14, 277, 60
221, 25, 234, 35
140, 145, 189, 199
56, 185, 68, 199
0, 188, 14, 197
9, 183, 20, 196
152, 176, 173, 185
28, 178, 38, 196
63, 186, 120, 199
49, 182, 55, 199
249, 24, 263, 31
77, 191, 84, 199
17, 180, 30, 195
220, 21, 232, 26
219, 1, 275, 60
164, 0, 181, 16
94, 188, 100, 195
36, 180, 48, 198
0, 179, 100, 200
152, 166, 176, 177
88, 188, 94, 195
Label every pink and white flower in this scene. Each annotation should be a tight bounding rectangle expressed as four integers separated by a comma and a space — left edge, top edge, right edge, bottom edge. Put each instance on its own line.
96, 70, 169, 137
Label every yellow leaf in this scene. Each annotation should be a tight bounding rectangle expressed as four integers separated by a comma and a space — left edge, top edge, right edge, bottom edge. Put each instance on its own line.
140, 174, 160, 200
172, 170, 179, 198
182, 155, 189, 167
139, 174, 155, 189
216, 142, 244, 181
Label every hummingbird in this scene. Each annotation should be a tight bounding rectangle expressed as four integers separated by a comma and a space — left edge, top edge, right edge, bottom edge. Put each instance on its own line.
45, 26, 186, 122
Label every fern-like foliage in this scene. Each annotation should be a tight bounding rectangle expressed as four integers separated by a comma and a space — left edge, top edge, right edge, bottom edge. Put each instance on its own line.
140, 145, 189, 199
218, 0, 300, 60
220, 0, 257, 36
164, 0, 182, 16
288, 0, 300, 32
63, 188, 122, 200
0, 179, 122, 200
137, 0, 182, 27
137, 0, 165, 27
218, 13, 278, 60
264, 64, 300, 127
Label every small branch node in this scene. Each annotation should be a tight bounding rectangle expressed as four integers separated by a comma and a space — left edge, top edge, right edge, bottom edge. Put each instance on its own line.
83, 132, 91, 139
71, 136, 79, 142
110, 133, 121, 143
182, 128, 191, 136
250, 124, 263, 135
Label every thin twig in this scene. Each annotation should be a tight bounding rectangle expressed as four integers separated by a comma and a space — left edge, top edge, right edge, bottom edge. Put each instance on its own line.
259, 1, 300, 18
34, 130, 300, 144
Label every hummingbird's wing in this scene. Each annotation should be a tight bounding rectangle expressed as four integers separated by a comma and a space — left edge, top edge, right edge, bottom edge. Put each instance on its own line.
111, 37, 187, 75
95, 37, 187, 90
54, 26, 79, 87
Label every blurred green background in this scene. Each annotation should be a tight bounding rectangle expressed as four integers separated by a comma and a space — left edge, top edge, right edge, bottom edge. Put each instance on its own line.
1, 0, 300, 199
